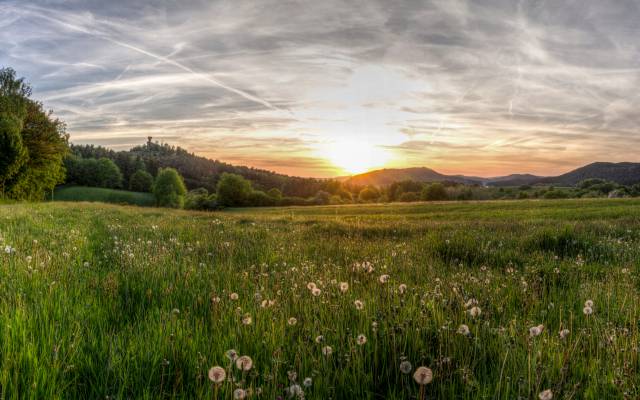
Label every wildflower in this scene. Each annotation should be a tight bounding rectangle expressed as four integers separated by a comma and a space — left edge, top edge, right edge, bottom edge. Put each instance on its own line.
235, 355, 253, 371
230, 292, 239, 300
303, 377, 312, 387
354, 300, 364, 310
583, 306, 593, 315
233, 388, 247, 399
315, 335, 324, 343
584, 299, 594, 308
467, 306, 481, 318
83, 261, 90, 267
400, 360, 412, 374
413, 366, 433, 385
322, 346, 333, 356
529, 324, 544, 337
288, 370, 297, 381
242, 314, 252, 325
208, 366, 226, 383
457, 324, 470, 336
398, 284, 407, 294
559, 329, 570, 339
311, 287, 321, 296
288, 317, 297, 326
539, 389, 553, 400
226, 349, 238, 361
464, 298, 478, 308
288, 384, 303, 397
307, 282, 316, 290
356, 334, 367, 345
339, 282, 349, 293
379, 274, 390, 284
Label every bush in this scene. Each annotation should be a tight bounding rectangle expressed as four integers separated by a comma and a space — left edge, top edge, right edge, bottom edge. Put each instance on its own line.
216, 173, 253, 207
399, 192, 420, 202
358, 186, 380, 203
421, 183, 448, 201
248, 190, 276, 207
314, 190, 331, 205
153, 168, 187, 208
129, 170, 154, 192
185, 188, 218, 210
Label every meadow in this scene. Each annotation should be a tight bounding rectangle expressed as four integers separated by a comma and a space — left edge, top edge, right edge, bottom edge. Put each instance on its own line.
0, 199, 639, 399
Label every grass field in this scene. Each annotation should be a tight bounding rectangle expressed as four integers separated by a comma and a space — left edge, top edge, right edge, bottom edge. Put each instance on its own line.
0, 199, 639, 399
53, 186, 156, 207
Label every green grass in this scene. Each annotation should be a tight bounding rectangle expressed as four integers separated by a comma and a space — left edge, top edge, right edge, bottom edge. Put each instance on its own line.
0, 198, 639, 399
53, 186, 156, 207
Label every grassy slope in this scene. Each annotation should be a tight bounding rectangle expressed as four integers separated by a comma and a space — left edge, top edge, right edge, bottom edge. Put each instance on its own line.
0, 199, 639, 398
54, 186, 155, 206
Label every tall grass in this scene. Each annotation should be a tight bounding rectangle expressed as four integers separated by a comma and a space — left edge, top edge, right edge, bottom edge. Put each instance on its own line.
0, 199, 638, 398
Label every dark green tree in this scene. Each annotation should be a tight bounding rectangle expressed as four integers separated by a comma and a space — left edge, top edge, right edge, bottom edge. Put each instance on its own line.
0, 68, 68, 199
129, 169, 154, 192
421, 183, 448, 201
216, 173, 252, 207
153, 167, 187, 208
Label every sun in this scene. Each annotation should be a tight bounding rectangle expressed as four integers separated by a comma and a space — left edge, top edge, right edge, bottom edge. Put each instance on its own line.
319, 140, 391, 175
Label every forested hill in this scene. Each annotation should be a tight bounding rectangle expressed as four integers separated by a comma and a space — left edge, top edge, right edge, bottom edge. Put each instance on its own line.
68, 141, 342, 198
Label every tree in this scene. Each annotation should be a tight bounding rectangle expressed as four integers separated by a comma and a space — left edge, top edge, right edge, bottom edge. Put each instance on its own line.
358, 186, 380, 202
0, 68, 68, 200
216, 173, 252, 207
153, 168, 187, 208
313, 190, 331, 205
96, 158, 123, 188
129, 170, 154, 192
421, 183, 448, 201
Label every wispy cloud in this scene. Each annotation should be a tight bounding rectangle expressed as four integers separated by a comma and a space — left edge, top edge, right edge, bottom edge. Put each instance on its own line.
1, 0, 639, 177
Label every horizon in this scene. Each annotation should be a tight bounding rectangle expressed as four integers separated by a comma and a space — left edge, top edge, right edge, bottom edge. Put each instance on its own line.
2, 1, 640, 177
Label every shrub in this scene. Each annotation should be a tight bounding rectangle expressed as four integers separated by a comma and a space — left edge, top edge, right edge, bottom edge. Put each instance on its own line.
153, 168, 187, 208
248, 190, 276, 207
358, 186, 379, 202
216, 173, 252, 207
129, 170, 154, 192
399, 192, 420, 202
421, 183, 448, 201
185, 188, 218, 210
129, 169, 153, 193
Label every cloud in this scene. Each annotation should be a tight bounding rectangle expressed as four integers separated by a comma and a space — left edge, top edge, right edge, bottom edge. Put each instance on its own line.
1, 0, 639, 177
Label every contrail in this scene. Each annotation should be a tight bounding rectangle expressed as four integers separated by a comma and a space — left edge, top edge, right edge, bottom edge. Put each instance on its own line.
16, 4, 284, 113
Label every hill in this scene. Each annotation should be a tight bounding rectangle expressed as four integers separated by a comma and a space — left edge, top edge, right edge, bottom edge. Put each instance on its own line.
69, 142, 340, 198
537, 162, 640, 186
344, 167, 482, 186
345, 162, 640, 187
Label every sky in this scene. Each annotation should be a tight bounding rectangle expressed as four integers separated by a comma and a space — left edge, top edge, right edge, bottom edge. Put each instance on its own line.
1, 0, 640, 178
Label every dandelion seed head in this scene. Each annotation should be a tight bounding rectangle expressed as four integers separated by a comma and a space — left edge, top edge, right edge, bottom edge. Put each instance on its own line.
413, 366, 433, 385
208, 366, 226, 383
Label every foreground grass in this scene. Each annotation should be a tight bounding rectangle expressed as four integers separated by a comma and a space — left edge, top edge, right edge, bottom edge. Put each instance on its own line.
53, 186, 155, 207
0, 199, 639, 399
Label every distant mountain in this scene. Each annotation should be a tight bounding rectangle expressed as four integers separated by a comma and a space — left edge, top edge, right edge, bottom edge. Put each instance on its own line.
343, 167, 481, 186
537, 162, 640, 186
343, 162, 640, 187
485, 174, 545, 187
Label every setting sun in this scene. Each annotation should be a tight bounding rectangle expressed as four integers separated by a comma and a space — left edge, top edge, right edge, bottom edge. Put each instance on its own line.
318, 140, 392, 175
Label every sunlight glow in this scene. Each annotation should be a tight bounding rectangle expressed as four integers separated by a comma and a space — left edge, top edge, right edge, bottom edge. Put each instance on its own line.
318, 140, 392, 175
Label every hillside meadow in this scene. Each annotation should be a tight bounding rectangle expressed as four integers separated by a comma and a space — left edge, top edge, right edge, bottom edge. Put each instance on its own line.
0, 199, 639, 399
